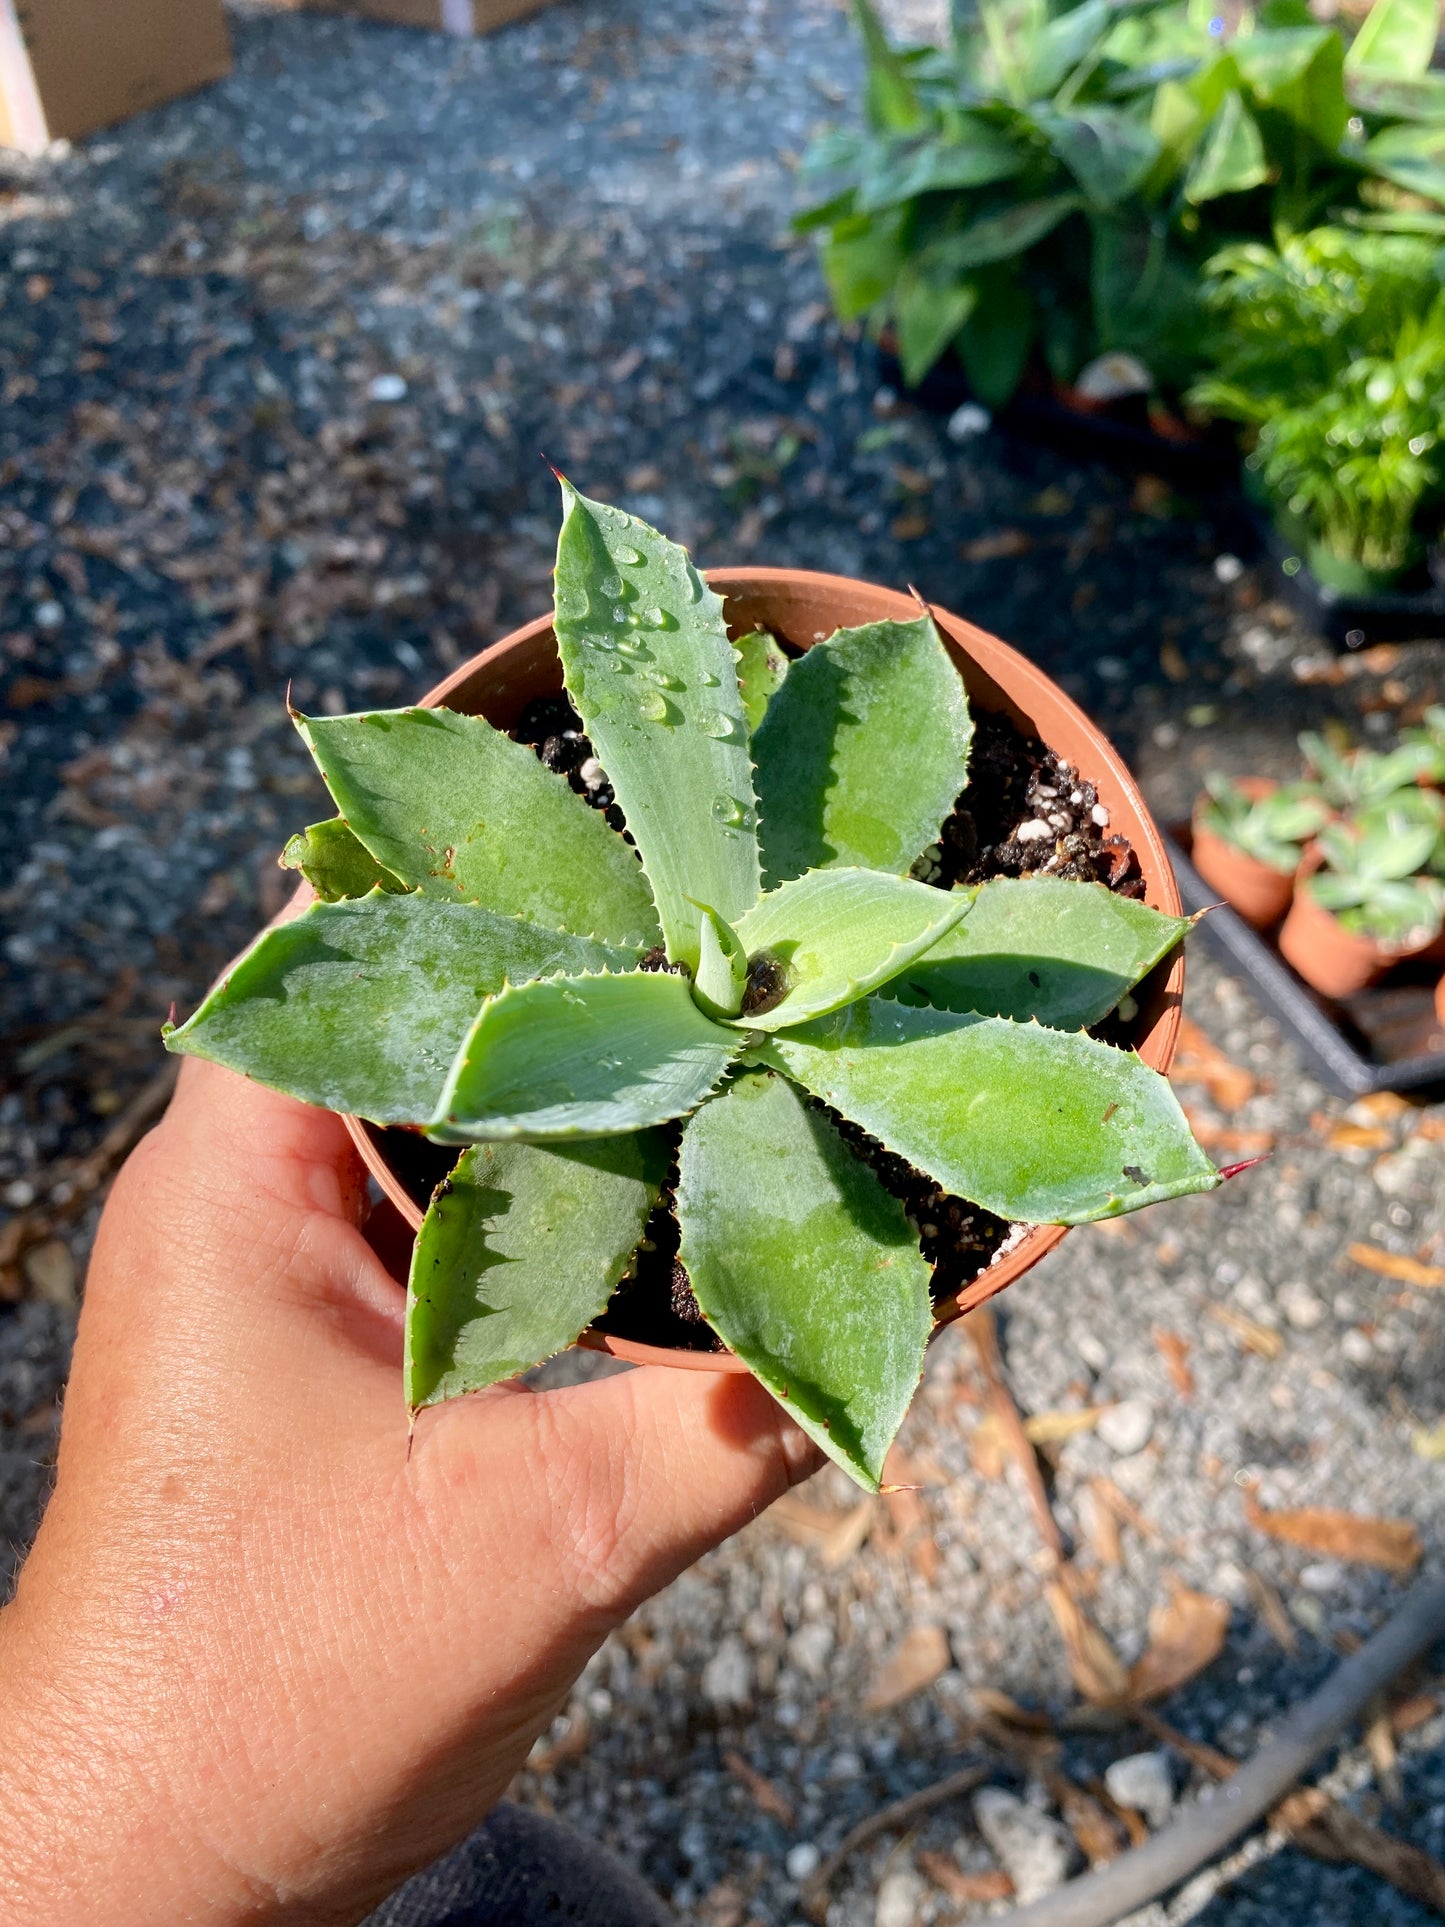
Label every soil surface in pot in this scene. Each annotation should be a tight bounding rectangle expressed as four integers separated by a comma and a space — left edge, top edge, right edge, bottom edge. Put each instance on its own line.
379, 692, 1149, 1350
375, 693, 1149, 1349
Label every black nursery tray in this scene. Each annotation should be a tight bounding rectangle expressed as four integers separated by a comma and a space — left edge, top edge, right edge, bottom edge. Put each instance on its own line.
876, 343, 1240, 487
1256, 515, 1445, 651
1166, 830, 1445, 1098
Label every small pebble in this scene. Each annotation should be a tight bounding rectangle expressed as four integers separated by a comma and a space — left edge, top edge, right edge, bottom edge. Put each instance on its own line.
1340, 1329, 1375, 1366
1213, 553, 1244, 583
946, 402, 991, 441
785, 1842, 820, 1881
1097, 1398, 1154, 1456
1015, 819, 1052, 842
1279, 1281, 1325, 1331
23, 1239, 77, 1309
973, 1788, 1074, 1903
874, 1866, 925, 1927
1104, 1752, 1174, 1830
367, 372, 408, 402
701, 1636, 752, 1710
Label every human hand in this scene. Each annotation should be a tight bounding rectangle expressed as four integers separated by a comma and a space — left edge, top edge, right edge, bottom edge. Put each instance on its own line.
0, 1060, 818, 1926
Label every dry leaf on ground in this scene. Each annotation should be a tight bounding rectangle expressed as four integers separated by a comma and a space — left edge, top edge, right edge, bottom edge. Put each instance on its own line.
917, 1853, 1014, 1903
1311, 1114, 1393, 1152
1127, 1586, 1229, 1702
862, 1625, 952, 1712
1179, 1108, 1277, 1156
1082, 1482, 1123, 1567
1023, 1406, 1113, 1445
1246, 1568, 1298, 1655
959, 527, 1032, 562
1045, 1577, 1130, 1704
1154, 1329, 1195, 1398
1346, 1243, 1445, 1288
1243, 1493, 1423, 1573
1043, 1767, 1123, 1865
1208, 1304, 1285, 1358
724, 1750, 796, 1828
1169, 1017, 1257, 1110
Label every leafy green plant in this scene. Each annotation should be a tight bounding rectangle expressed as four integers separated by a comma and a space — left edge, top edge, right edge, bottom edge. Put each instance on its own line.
1197, 774, 1330, 871
1300, 727, 1445, 806
1192, 225, 1445, 575
165, 483, 1214, 1490
798, 0, 1445, 403
1308, 788, 1445, 941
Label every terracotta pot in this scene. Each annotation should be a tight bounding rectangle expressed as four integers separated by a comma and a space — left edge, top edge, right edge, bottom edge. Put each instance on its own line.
1190, 777, 1297, 929
1277, 856, 1434, 999
345, 569, 1186, 1371
1435, 973, 1445, 1031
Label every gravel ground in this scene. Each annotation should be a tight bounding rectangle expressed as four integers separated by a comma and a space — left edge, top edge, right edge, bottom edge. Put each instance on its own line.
2, 3, 1444, 1922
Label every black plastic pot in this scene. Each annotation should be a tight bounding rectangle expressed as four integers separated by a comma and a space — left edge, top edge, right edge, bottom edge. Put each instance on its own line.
1167, 828, 1445, 1098
1254, 510, 1445, 651
875, 341, 1240, 487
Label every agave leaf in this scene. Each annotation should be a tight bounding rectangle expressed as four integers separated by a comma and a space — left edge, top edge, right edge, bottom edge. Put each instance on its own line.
692, 902, 748, 1020
405, 1133, 667, 1407
883, 877, 1188, 1029
553, 481, 760, 972
734, 629, 790, 735
752, 615, 972, 886
164, 894, 634, 1125
295, 706, 660, 950
280, 817, 406, 902
1345, 0, 1438, 77
730, 867, 974, 1031
676, 1071, 932, 1492
431, 969, 742, 1143
752, 998, 1218, 1224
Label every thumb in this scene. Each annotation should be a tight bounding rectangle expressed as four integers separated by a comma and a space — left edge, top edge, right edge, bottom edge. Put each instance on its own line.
425, 1363, 823, 1628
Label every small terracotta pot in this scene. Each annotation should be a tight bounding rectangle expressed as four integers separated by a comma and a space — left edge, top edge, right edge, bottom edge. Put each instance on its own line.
1190, 778, 1297, 929
1278, 856, 1433, 999
344, 569, 1186, 1371
1435, 973, 1445, 1030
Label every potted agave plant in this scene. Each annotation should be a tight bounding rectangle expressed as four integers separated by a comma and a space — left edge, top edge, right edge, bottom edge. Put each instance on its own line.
1190, 775, 1329, 928
1280, 790, 1445, 999
165, 483, 1220, 1491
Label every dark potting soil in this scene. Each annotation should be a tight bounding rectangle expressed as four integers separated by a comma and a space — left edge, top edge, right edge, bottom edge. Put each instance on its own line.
504, 690, 1146, 1354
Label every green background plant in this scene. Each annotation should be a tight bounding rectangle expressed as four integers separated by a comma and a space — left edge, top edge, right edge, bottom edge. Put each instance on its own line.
799, 0, 1445, 404
166, 484, 1212, 1490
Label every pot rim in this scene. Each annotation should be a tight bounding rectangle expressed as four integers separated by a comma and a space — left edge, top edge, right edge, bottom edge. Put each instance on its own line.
344, 565, 1186, 1373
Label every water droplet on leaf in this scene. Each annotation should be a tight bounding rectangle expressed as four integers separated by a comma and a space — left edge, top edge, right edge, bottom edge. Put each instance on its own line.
699, 711, 739, 740
640, 691, 670, 722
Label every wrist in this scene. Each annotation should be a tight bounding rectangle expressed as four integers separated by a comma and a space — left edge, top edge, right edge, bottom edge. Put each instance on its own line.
0, 1596, 254, 1927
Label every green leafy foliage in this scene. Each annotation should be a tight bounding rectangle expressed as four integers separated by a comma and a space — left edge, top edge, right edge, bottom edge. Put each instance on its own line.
165, 894, 633, 1124
171, 486, 1217, 1489
753, 615, 973, 884
279, 817, 405, 902
296, 706, 660, 949
1197, 776, 1331, 872
885, 876, 1188, 1027
731, 867, 974, 1030
406, 1134, 666, 1406
431, 970, 741, 1142
1191, 227, 1445, 575
752, 996, 1217, 1224
677, 1072, 932, 1491
733, 629, 790, 734
796, 0, 1445, 403
553, 481, 760, 972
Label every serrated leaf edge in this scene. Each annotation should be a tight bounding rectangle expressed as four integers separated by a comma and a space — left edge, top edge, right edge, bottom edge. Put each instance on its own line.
749, 1008, 1220, 1224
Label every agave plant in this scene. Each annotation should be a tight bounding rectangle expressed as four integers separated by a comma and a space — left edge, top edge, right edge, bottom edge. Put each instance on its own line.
1197, 774, 1330, 873
1309, 788, 1445, 943
165, 483, 1217, 1490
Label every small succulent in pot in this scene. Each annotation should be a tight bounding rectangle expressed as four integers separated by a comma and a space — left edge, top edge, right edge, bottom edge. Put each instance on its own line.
165, 483, 1217, 1490
1191, 774, 1330, 927
1281, 786, 1445, 998
1300, 729, 1445, 810
1307, 790, 1445, 947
